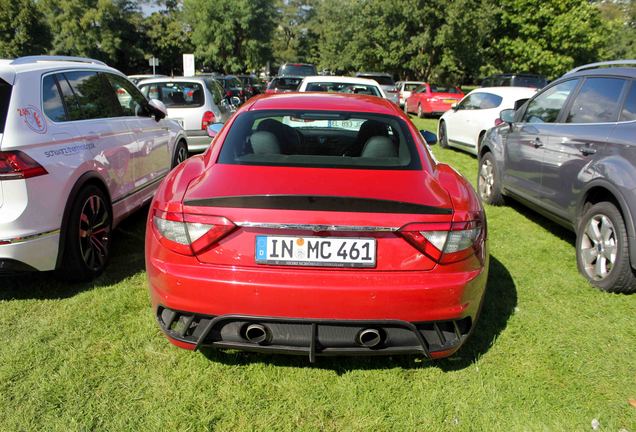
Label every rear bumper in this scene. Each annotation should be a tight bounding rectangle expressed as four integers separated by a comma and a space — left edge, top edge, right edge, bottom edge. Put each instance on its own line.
147, 252, 488, 359
157, 310, 473, 362
0, 230, 60, 271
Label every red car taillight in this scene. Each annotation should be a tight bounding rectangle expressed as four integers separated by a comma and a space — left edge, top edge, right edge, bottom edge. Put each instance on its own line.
0, 151, 48, 180
494, 118, 504, 126
399, 219, 483, 264
152, 209, 236, 255
201, 111, 215, 130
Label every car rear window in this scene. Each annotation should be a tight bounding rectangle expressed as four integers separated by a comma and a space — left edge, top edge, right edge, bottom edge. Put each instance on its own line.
0, 79, 10, 133
139, 82, 204, 108
429, 85, 461, 94
404, 83, 421, 91
305, 82, 382, 97
268, 78, 302, 91
566, 77, 626, 123
279, 64, 317, 76
620, 81, 636, 122
218, 110, 421, 170
360, 75, 395, 86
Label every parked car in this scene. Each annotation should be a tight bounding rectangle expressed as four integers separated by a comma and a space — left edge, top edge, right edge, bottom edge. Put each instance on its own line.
278, 62, 317, 77
237, 74, 264, 98
138, 76, 233, 153
404, 83, 464, 117
127, 74, 167, 86
145, 92, 488, 361
396, 81, 425, 107
355, 72, 399, 105
298, 76, 387, 98
477, 60, 636, 293
265, 76, 303, 94
216, 75, 247, 104
438, 86, 537, 154
0, 55, 187, 280
481, 73, 547, 89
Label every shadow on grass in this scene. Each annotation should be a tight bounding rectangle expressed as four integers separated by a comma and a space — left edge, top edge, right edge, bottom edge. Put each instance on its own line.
506, 199, 575, 247
0, 206, 149, 301
201, 255, 516, 372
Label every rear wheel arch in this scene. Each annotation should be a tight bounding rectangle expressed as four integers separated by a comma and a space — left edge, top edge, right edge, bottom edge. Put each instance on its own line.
579, 183, 636, 270
55, 172, 112, 270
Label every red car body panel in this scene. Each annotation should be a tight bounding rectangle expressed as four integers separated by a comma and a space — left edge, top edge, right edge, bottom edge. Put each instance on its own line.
146, 93, 488, 361
405, 83, 464, 116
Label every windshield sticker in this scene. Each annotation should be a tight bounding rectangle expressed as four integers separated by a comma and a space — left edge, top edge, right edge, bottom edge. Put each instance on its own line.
44, 142, 95, 158
18, 106, 47, 134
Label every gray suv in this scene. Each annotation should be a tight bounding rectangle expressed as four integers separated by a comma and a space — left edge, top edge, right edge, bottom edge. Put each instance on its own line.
477, 60, 636, 293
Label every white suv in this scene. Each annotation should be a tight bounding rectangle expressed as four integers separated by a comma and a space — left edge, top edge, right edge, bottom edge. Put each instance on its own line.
0, 56, 188, 281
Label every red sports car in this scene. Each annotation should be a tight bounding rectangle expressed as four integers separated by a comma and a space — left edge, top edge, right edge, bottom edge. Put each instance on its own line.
404, 83, 464, 117
146, 93, 488, 362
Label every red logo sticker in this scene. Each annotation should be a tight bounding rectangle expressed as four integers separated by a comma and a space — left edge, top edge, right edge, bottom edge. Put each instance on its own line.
18, 106, 47, 134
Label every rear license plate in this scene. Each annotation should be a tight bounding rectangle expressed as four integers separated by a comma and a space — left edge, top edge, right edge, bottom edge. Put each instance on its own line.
255, 235, 376, 268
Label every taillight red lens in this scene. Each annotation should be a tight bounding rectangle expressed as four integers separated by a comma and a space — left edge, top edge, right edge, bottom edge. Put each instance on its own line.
494, 118, 503, 126
399, 220, 483, 264
152, 208, 236, 255
201, 111, 215, 130
0, 151, 48, 180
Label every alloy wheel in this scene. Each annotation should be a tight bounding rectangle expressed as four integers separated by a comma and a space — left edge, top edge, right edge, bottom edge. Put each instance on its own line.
579, 214, 617, 280
176, 145, 188, 165
478, 158, 494, 200
79, 194, 111, 271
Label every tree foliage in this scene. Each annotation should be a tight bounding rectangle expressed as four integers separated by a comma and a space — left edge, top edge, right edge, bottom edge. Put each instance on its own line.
144, 1, 193, 75
184, 0, 277, 73
0, 0, 50, 58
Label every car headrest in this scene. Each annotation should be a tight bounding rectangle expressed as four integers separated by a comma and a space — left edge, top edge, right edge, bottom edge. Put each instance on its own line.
361, 136, 397, 158
249, 131, 281, 154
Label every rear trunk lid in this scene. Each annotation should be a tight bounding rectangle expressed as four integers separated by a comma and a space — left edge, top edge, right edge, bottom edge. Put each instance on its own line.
182, 165, 453, 270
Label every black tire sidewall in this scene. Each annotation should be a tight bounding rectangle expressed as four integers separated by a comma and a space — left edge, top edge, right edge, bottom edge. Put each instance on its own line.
477, 152, 503, 205
172, 141, 188, 168
576, 202, 634, 293
61, 185, 112, 282
439, 121, 448, 148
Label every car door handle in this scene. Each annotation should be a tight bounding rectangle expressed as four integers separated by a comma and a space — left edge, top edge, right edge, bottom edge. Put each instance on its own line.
579, 146, 597, 156
531, 138, 543, 148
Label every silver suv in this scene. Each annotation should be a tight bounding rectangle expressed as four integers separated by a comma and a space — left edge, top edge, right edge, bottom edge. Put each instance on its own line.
478, 60, 636, 293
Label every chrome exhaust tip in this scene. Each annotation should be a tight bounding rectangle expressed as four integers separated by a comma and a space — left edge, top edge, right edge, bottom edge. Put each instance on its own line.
357, 328, 383, 348
244, 323, 270, 344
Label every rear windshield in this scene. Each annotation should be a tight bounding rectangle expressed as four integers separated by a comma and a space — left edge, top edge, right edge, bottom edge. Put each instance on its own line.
279, 64, 317, 77
305, 82, 382, 97
0, 80, 11, 133
139, 82, 204, 108
513, 76, 547, 88
218, 110, 421, 170
268, 77, 302, 91
360, 75, 395, 86
404, 83, 421, 91
430, 85, 461, 94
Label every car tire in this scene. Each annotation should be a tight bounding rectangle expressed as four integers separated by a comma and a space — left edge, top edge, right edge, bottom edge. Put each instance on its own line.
172, 140, 188, 168
417, 104, 424, 118
477, 152, 504, 206
576, 201, 636, 293
438, 120, 449, 149
60, 185, 112, 282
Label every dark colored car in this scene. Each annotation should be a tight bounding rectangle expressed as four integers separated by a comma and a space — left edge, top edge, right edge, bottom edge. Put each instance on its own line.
216, 75, 246, 104
477, 60, 636, 293
265, 76, 303, 94
278, 63, 317, 77
481, 73, 548, 89
237, 74, 264, 98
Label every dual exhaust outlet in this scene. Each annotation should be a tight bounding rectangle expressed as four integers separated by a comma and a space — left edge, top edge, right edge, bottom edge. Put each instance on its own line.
243, 323, 384, 348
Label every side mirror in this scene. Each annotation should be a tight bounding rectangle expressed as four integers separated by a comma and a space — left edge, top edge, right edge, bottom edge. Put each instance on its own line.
420, 130, 437, 145
147, 99, 167, 121
206, 122, 224, 138
499, 109, 515, 124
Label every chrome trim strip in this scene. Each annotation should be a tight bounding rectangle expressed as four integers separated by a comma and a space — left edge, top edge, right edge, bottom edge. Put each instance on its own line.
0, 228, 60, 245
235, 222, 398, 232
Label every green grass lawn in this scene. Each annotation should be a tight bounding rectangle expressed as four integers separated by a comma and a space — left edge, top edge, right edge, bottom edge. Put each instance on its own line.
1, 116, 635, 431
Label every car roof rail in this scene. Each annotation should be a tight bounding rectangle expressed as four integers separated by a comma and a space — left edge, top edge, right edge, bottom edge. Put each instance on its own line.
10, 55, 107, 66
566, 60, 636, 75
